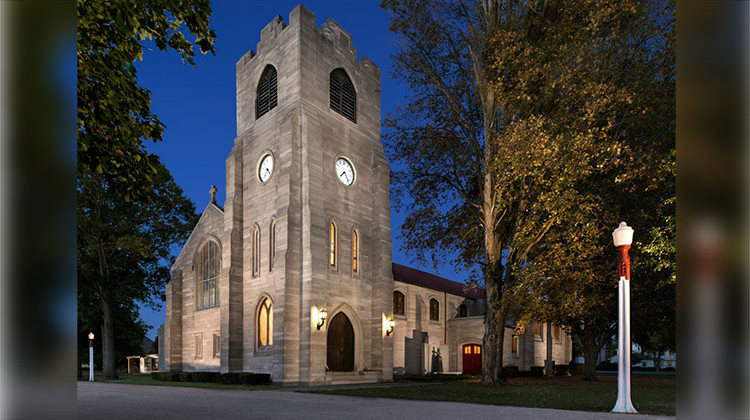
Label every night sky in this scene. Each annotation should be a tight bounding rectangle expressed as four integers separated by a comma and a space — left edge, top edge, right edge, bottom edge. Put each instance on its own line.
137, 1, 471, 338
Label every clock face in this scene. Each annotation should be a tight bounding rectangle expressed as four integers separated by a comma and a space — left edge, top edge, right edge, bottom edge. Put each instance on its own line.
258, 154, 274, 183
335, 157, 355, 186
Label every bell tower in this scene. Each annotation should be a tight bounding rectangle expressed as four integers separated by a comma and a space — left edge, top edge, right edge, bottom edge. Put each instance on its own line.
224, 4, 393, 385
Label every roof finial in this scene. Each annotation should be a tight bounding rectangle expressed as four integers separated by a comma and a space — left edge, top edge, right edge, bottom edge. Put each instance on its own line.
209, 185, 218, 204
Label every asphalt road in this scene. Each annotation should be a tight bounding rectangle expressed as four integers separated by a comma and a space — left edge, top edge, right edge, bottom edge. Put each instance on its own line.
77, 382, 674, 420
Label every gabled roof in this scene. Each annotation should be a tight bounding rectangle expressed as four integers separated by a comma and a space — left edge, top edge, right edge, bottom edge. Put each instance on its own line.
392, 263, 485, 300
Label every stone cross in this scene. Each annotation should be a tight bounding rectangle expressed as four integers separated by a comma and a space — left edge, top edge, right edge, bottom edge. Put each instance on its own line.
209, 185, 218, 204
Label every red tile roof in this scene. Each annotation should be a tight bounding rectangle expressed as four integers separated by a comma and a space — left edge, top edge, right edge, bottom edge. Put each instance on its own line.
392, 263, 485, 300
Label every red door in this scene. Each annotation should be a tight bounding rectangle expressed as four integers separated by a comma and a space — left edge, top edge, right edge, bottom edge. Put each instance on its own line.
462, 344, 482, 374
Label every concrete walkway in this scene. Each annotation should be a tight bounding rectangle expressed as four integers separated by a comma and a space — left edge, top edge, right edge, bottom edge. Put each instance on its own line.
77, 382, 674, 420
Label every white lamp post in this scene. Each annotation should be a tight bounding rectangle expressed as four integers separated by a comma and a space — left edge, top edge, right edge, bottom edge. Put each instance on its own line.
611, 222, 636, 413
88, 332, 95, 382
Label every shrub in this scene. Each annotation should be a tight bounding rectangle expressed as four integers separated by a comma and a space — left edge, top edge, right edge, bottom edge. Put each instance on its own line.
502, 366, 519, 378
529, 366, 544, 377
568, 361, 584, 376
553, 364, 569, 376
191, 372, 220, 383
165, 372, 181, 382
219, 373, 242, 385
179, 372, 193, 382
238, 373, 271, 385
596, 361, 618, 371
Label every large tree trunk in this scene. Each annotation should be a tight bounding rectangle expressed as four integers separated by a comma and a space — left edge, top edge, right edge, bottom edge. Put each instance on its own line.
101, 294, 118, 380
545, 322, 553, 378
581, 333, 602, 381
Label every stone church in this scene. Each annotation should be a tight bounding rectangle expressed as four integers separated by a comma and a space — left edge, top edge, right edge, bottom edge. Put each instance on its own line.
159, 4, 571, 386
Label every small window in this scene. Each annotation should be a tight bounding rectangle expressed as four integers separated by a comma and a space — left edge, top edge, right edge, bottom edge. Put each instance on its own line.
252, 225, 260, 277
213, 333, 220, 358
352, 229, 359, 274
393, 291, 405, 316
329, 68, 356, 123
457, 304, 467, 318
194, 333, 203, 359
197, 241, 220, 310
329, 221, 337, 268
512, 335, 518, 354
257, 298, 273, 348
429, 298, 439, 321
534, 323, 543, 338
256, 65, 278, 119
269, 219, 276, 272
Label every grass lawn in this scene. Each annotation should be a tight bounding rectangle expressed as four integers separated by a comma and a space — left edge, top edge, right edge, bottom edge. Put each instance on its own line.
78, 371, 278, 391
310, 374, 675, 416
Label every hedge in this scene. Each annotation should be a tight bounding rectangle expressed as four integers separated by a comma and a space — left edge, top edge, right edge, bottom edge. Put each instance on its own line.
152, 371, 270, 385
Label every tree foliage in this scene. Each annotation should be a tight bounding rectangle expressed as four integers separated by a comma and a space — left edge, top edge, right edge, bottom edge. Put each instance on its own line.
383, 0, 674, 383
77, 0, 215, 379
77, 0, 216, 200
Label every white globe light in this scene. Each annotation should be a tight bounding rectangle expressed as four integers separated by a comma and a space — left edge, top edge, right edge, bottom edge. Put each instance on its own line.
612, 222, 634, 247
88, 332, 95, 340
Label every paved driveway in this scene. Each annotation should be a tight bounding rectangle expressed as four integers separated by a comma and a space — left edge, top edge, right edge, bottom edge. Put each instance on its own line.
77, 382, 674, 420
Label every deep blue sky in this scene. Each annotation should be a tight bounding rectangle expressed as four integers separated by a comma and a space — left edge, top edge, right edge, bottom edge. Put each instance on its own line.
137, 1, 469, 338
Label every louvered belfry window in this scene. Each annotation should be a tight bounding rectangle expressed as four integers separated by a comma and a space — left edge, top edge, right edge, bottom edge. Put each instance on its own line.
256, 65, 278, 119
329, 68, 356, 123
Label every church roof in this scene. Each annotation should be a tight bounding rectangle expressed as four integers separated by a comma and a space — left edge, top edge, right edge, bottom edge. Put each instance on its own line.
392, 263, 485, 300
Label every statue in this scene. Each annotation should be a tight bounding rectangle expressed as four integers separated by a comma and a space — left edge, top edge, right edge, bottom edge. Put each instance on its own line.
431, 347, 443, 373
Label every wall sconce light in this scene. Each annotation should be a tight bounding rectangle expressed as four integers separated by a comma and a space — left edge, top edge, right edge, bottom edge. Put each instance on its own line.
317, 309, 327, 330
386, 318, 394, 336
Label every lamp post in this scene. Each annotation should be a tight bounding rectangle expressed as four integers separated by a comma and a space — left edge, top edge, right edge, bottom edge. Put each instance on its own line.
88, 332, 95, 382
611, 222, 636, 413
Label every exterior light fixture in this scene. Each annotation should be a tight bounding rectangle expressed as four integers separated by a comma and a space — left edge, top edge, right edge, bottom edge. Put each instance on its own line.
386, 318, 394, 336
317, 309, 327, 331
88, 332, 95, 382
611, 222, 637, 414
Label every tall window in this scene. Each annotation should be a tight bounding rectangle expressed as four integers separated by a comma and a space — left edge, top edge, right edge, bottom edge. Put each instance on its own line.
257, 298, 273, 348
252, 225, 260, 277
213, 333, 221, 358
194, 333, 203, 359
256, 65, 278, 119
329, 221, 337, 267
429, 298, 440, 321
512, 335, 518, 354
197, 241, 219, 310
352, 229, 359, 274
329, 68, 356, 123
457, 304, 468, 318
553, 326, 561, 340
269, 219, 276, 272
393, 291, 405, 316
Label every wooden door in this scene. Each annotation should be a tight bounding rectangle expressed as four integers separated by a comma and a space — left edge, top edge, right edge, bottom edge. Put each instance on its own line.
462, 344, 482, 374
327, 313, 355, 371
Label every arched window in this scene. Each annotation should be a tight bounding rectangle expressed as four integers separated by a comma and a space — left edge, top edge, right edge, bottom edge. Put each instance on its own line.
269, 219, 276, 272
457, 304, 467, 318
329, 221, 337, 268
256, 65, 278, 119
429, 298, 439, 321
197, 241, 220, 310
352, 229, 359, 274
393, 291, 405, 316
257, 298, 273, 348
329, 68, 356, 123
252, 225, 260, 277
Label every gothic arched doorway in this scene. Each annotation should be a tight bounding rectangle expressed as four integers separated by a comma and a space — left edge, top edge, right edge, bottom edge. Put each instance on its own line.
327, 312, 355, 371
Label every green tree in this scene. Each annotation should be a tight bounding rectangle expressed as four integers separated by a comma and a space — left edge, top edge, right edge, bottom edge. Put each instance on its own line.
384, 0, 673, 383
77, 0, 216, 380
509, 0, 675, 380
78, 160, 197, 379
77, 0, 216, 201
